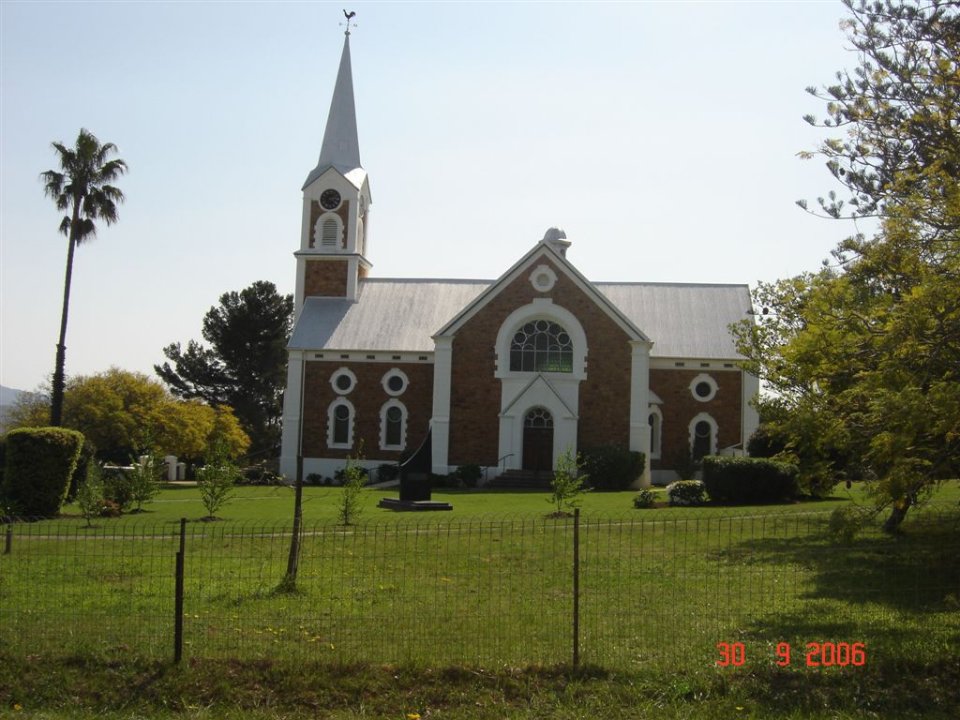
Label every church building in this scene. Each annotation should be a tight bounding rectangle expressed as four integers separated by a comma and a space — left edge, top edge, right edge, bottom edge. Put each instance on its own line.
279, 29, 760, 486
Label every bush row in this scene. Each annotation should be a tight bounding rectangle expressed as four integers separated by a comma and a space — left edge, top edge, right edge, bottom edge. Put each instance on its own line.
702, 455, 799, 504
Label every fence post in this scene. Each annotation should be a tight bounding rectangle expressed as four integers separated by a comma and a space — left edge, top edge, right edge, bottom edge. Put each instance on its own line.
572, 507, 580, 668
3, 525, 11, 555
174, 517, 186, 664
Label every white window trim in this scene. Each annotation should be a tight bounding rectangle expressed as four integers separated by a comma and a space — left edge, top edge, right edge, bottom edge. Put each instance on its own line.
688, 412, 718, 457
494, 299, 588, 380
330, 367, 357, 395
379, 399, 408, 451
689, 373, 718, 402
529, 264, 558, 293
314, 212, 344, 251
648, 406, 663, 460
381, 368, 409, 397
327, 398, 355, 449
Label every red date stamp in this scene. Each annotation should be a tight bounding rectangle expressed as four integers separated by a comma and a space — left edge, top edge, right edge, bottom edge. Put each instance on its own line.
716, 641, 866, 667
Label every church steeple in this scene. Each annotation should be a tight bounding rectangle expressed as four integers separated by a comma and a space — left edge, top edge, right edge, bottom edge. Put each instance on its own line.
304, 30, 362, 188
294, 18, 372, 309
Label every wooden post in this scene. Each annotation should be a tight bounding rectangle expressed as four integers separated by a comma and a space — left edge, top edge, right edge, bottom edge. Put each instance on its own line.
174, 518, 186, 663
3, 526, 12, 555
572, 507, 581, 668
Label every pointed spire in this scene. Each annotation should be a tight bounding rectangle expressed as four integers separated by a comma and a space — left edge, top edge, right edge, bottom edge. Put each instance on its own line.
304, 30, 361, 188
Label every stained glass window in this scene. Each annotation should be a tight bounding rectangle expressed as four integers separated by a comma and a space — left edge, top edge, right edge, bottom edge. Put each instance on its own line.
509, 320, 573, 372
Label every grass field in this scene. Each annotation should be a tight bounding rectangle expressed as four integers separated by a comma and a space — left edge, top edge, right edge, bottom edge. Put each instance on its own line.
2, 482, 958, 718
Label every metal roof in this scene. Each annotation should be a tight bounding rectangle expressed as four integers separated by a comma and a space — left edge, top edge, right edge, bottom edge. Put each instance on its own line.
289, 279, 752, 359
596, 282, 751, 359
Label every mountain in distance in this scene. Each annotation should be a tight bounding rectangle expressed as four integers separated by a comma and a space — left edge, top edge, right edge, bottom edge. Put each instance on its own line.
0, 385, 28, 406
1, 385, 36, 432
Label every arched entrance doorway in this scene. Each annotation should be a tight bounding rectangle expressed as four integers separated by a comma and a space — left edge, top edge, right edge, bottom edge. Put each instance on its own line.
522, 407, 554, 472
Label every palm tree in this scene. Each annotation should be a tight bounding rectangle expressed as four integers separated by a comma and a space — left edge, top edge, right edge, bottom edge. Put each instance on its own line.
41, 128, 127, 426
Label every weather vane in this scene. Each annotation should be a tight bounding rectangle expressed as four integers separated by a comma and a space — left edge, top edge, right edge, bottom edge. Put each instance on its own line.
342, 9, 357, 35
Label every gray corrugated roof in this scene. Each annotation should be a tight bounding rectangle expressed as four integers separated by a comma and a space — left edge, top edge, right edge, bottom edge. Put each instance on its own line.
596, 283, 751, 359
289, 279, 751, 359
289, 280, 489, 352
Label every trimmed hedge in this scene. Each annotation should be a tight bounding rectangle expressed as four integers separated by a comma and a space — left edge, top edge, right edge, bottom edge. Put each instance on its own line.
581, 446, 645, 490
3, 427, 84, 517
702, 455, 799, 504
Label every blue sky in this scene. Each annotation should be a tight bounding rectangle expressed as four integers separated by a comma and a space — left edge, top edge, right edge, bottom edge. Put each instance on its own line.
1, 1, 860, 392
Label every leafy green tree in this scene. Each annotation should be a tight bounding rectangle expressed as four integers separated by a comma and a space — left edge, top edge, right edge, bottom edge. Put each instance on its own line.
737, 0, 959, 532
8, 369, 249, 463
338, 444, 367, 526
155, 281, 293, 459
548, 449, 587, 517
40, 129, 127, 427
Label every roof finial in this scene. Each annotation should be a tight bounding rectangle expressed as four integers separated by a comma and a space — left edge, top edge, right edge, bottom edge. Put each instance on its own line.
342, 9, 356, 36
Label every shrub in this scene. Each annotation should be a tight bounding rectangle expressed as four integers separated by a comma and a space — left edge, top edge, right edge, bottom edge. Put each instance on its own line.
3, 427, 84, 517
127, 455, 163, 511
67, 437, 97, 502
702, 455, 800, 504
455, 464, 482, 488
633, 487, 656, 509
76, 465, 105, 527
747, 424, 788, 458
102, 466, 134, 512
338, 453, 366, 526
240, 462, 283, 486
580, 446, 644, 490
196, 445, 239, 519
666, 480, 706, 506
548, 449, 588, 516
306, 473, 323, 486
829, 505, 873, 544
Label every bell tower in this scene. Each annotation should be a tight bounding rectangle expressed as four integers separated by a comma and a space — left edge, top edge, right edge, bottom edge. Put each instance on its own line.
295, 24, 371, 308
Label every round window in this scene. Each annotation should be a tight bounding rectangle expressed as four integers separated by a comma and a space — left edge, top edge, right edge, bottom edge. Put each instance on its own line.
329, 368, 357, 395
381, 369, 409, 396
689, 374, 718, 402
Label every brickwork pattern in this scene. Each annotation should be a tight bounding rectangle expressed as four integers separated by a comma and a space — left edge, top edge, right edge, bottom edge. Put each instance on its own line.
304, 260, 349, 298
301, 360, 434, 465
448, 256, 632, 466
650, 368, 743, 469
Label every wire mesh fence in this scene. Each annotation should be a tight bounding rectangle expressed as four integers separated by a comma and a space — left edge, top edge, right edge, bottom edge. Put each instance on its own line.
1, 505, 958, 670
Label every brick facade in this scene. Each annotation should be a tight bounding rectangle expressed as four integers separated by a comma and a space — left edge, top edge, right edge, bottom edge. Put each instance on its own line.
448, 257, 632, 466
650, 368, 743, 469
301, 360, 434, 465
304, 260, 349, 297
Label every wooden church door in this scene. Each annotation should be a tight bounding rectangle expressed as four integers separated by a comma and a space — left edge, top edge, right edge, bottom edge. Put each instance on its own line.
522, 407, 554, 472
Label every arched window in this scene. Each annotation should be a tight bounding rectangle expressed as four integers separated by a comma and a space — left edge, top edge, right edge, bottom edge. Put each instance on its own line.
509, 320, 573, 373
379, 400, 407, 451
328, 399, 354, 449
688, 413, 717, 461
648, 408, 662, 459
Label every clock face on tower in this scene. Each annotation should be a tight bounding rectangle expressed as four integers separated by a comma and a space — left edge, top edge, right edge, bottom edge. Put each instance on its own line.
320, 189, 341, 210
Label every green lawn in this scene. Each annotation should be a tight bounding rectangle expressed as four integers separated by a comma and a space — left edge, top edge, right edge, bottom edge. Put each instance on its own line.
2, 481, 958, 718
48, 477, 960, 527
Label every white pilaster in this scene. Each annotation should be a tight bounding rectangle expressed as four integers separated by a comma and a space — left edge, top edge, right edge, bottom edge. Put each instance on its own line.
279, 350, 306, 481
629, 340, 654, 488
742, 369, 761, 450
431, 336, 453, 473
